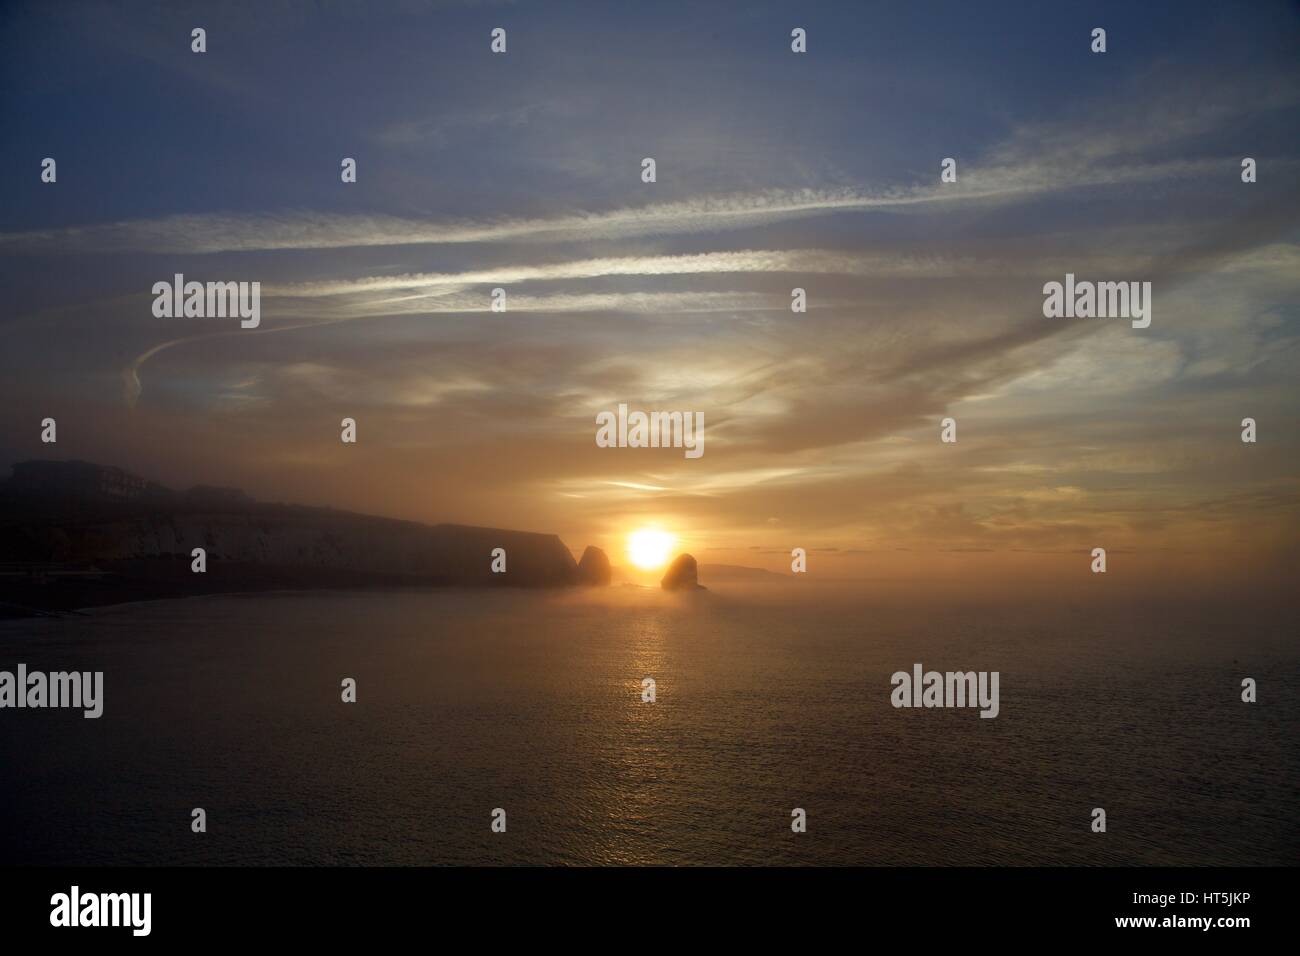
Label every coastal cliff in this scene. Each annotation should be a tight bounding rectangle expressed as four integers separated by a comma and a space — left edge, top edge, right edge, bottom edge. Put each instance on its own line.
0, 460, 597, 614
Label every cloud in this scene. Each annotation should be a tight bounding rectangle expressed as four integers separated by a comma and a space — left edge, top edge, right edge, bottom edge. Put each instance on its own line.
3, 13, 1297, 573
0, 152, 1248, 257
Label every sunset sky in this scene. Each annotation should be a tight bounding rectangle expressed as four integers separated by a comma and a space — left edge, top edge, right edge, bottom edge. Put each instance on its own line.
1, 0, 1297, 593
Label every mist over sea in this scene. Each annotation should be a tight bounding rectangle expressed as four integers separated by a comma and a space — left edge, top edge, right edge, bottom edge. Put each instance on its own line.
2, 585, 1295, 866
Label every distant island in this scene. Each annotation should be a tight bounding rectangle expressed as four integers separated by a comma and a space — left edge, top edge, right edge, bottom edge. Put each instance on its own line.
697, 564, 793, 581
0, 460, 611, 617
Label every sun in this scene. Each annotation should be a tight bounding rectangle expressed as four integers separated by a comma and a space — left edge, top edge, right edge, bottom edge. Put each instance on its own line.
627, 529, 675, 570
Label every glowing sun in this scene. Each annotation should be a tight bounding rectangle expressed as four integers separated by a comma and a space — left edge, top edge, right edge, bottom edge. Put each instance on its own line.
627, 529, 675, 570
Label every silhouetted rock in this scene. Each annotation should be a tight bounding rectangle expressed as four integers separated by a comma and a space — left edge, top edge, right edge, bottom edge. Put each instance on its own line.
577, 546, 611, 586
660, 553, 704, 590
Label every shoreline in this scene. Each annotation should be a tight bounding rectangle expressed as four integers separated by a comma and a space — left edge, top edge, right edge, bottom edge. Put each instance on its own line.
0, 566, 589, 621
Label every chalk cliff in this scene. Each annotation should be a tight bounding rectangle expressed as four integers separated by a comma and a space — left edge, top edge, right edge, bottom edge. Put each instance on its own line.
0, 461, 600, 612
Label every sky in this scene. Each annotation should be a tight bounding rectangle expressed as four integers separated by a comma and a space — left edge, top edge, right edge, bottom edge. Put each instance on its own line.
1, 0, 1297, 594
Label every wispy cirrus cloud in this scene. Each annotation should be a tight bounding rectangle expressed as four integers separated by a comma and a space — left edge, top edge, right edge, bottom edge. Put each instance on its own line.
0, 151, 1245, 257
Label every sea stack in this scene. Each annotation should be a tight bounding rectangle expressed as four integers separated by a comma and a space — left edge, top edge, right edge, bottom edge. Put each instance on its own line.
660, 553, 704, 590
577, 546, 612, 586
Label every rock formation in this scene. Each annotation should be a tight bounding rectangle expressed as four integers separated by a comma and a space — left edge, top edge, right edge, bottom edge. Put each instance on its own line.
576, 546, 612, 586
660, 553, 704, 590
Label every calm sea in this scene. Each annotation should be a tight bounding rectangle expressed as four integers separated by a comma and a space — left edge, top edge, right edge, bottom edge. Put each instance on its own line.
1, 586, 1295, 865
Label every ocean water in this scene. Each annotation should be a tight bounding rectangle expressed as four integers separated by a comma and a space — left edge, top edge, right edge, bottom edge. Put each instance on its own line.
1, 586, 1295, 866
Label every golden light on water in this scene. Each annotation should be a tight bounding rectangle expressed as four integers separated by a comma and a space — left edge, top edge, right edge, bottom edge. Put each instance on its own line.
627, 529, 675, 570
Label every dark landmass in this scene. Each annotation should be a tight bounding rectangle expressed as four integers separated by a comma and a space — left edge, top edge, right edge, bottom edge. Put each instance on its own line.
661, 553, 705, 591
0, 459, 606, 617
576, 546, 612, 586
698, 563, 792, 581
